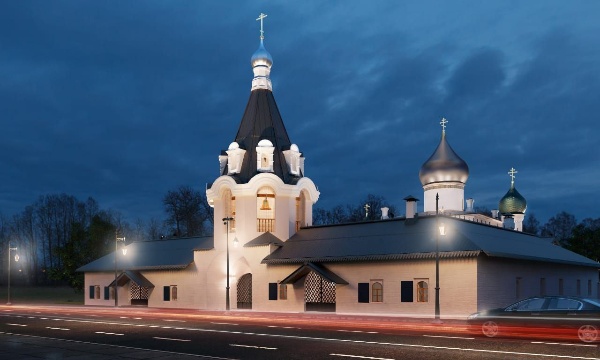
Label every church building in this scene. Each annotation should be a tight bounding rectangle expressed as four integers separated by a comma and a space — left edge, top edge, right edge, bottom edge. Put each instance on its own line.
78, 15, 599, 318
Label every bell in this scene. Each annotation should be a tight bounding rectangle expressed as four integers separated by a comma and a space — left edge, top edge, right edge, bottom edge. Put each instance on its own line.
260, 197, 271, 210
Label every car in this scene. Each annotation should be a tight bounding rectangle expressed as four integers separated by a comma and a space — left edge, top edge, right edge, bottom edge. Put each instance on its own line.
467, 296, 600, 343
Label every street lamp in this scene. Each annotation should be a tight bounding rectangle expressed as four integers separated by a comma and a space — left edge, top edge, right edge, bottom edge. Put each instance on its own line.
7, 244, 18, 305
434, 193, 446, 323
114, 232, 126, 307
223, 217, 234, 311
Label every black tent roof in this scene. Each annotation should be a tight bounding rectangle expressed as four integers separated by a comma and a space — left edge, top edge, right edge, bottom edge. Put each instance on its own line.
223, 89, 302, 185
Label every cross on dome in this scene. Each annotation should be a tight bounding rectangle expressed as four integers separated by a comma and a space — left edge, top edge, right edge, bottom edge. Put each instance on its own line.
440, 117, 448, 134
508, 167, 517, 185
257, 13, 267, 40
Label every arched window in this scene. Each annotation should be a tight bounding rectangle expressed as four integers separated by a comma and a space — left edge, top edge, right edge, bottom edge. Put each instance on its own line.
257, 187, 275, 232
223, 189, 235, 231
295, 191, 307, 232
371, 282, 383, 303
417, 281, 428, 302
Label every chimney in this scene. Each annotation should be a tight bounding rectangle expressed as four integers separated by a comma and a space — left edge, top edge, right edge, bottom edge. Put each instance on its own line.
466, 198, 474, 212
403, 195, 419, 219
381, 207, 389, 220
491, 209, 499, 219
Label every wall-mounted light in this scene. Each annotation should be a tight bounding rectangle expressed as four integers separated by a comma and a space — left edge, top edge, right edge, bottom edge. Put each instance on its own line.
439, 223, 446, 236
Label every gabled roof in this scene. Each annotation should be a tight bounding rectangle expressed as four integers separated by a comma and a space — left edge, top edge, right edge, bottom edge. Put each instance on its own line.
280, 263, 348, 285
77, 236, 214, 272
244, 232, 284, 247
224, 89, 302, 185
262, 216, 600, 268
108, 270, 154, 288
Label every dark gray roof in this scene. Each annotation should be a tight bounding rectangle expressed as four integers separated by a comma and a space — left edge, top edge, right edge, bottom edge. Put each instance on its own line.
244, 232, 284, 247
263, 216, 600, 268
223, 89, 302, 185
77, 236, 214, 272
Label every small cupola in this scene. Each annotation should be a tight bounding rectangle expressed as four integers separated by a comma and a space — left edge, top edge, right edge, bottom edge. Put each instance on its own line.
499, 167, 527, 214
256, 139, 275, 172
283, 144, 303, 176
225, 141, 246, 175
251, 13, 273, 91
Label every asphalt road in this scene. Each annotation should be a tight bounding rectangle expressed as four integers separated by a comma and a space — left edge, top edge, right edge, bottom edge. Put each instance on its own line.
1, 306, 599, 360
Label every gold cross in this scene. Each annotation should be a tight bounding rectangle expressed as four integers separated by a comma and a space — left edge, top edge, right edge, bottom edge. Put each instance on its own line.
508, 167, 517, 184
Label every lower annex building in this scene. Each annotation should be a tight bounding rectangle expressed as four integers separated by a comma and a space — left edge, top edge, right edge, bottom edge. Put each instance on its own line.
78, 16, 599, 318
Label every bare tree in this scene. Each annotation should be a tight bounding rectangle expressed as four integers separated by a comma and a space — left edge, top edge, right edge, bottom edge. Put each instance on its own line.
163, 185, 211, 237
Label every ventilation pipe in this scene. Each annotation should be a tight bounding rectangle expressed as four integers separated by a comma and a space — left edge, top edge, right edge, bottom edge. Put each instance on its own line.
466, 198, 474, 212
403, 195, 419, 219
491, 209, 499, 219
381, 207, 389, 220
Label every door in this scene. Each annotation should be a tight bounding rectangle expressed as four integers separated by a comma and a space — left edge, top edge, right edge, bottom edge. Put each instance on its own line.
237, 273, 252, 309
304, 271, 336, 312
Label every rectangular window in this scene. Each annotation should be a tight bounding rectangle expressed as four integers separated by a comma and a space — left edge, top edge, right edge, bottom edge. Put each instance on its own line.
416, 280, 429, 302
577, 279, 581, 296
279, 284, 287, 300
89, 286, 95, 299
164, 286, 171, 301
94, 286, 100, 300
358, 283, 369, 303
171, 286, 178, 301
540, 278, 546, 296
104, 286, 110, 300
401, 281, 414, 302
558, 279, 564, 295
268, 283, 278, 300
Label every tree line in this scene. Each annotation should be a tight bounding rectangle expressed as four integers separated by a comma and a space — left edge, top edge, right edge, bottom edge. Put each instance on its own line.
0, 186, 213, 291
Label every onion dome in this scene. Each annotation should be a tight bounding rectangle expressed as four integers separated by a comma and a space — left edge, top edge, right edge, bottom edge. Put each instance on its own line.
251, 39, 273, 68
499, 168, 527, 214
419, 123, 469, 186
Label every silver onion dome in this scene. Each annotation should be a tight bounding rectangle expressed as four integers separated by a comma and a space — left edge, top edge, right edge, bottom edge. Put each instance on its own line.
499, 184, 527, 214
419, 132, 469, 186
251, 39, 273, 68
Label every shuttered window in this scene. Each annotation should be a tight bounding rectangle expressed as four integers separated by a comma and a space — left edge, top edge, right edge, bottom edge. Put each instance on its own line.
358, 283, 369, 303
401, 281, 413, 302
269, 283, 278, 300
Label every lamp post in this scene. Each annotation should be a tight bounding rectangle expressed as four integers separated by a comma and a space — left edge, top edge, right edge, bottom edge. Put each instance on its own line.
114, 232, 126, 307
7, 244, 18, 305
434, 193, 446, 323
223, 217, 234, 311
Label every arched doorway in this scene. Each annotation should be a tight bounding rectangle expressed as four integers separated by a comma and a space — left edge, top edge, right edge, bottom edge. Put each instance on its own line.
304, 271, 336, 312
237, 273, 252, 309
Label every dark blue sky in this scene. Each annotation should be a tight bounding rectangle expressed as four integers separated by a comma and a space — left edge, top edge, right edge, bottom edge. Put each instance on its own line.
1, 1, 599, 225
